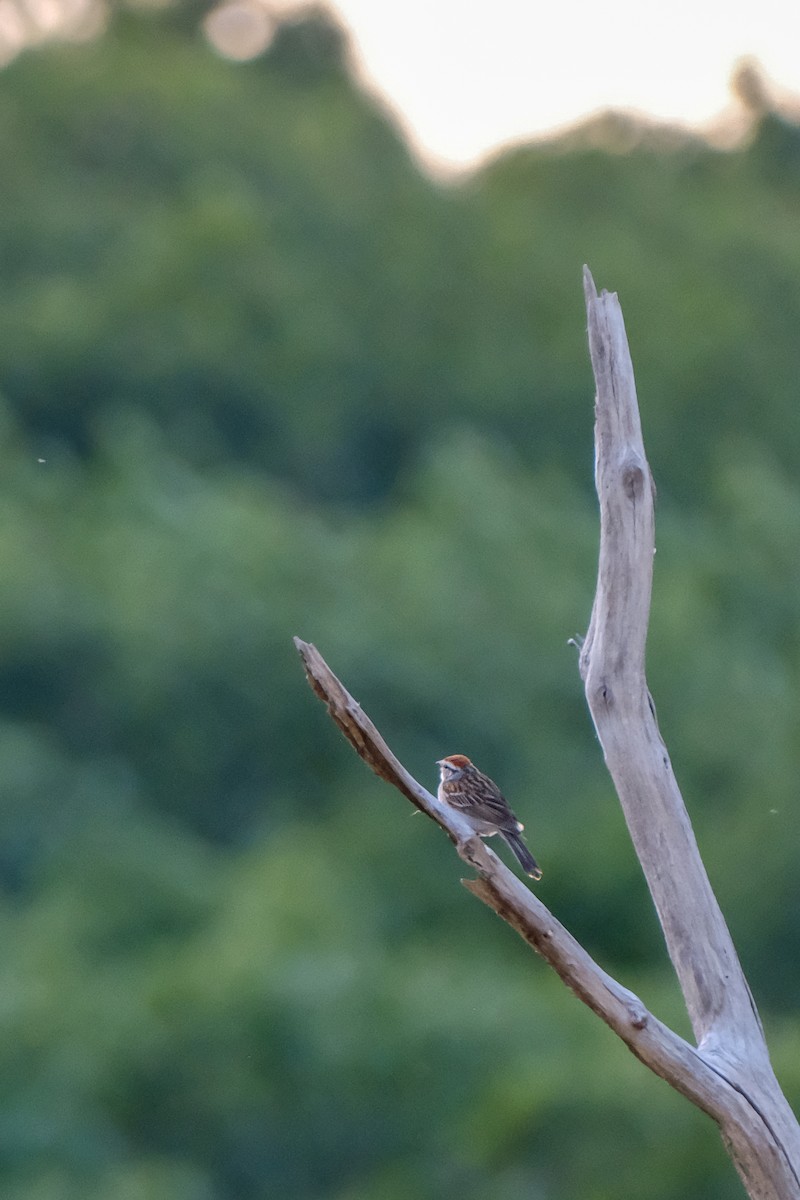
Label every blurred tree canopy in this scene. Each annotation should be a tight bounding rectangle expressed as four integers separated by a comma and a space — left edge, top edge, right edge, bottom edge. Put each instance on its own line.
0, 5, 799, 1198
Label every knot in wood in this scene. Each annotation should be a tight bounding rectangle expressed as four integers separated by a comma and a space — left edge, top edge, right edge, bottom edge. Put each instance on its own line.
620, 455, 647, 501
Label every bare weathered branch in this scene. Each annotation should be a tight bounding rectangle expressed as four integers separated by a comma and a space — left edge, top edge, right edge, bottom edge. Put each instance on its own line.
294, 269, 800, 1200
294, 637, 754, 1129
294, 635, 799, 1195
294, 636, 507, 874
579, 266, 800, 1197
580, 265, 750, 1050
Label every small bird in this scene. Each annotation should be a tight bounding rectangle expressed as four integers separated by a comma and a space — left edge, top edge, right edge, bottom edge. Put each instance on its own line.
436, 754, 542, 880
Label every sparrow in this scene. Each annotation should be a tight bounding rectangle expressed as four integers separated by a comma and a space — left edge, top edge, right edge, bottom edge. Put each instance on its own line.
436, 754, 542, 880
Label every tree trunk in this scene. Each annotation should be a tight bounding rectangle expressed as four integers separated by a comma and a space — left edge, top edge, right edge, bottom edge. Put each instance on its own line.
295, 267, 800, 1199
578, 267, 800, 1198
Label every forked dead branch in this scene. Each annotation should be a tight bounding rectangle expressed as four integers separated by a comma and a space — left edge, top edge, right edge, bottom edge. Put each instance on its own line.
294, 268, 800, 1200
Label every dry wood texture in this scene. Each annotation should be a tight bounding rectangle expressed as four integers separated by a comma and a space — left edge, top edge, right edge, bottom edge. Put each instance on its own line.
294, 269, 800, 1199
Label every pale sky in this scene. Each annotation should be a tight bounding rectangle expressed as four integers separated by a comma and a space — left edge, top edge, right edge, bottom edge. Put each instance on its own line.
267, 0, 800, 171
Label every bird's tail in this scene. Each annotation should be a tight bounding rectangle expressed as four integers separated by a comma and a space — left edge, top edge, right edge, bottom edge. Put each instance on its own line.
502, 831, 542, 880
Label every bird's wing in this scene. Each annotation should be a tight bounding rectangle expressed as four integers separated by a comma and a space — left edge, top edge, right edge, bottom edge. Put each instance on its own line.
443, 779, 523, 832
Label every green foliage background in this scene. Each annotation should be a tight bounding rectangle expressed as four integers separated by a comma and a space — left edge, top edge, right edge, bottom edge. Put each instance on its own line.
1, 7, 799, 1197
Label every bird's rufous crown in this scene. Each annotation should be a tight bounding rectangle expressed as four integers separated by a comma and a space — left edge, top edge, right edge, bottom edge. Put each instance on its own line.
439, 754, 472, 767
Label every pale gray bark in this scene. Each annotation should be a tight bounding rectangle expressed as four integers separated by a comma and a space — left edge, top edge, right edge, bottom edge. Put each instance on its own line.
578, 267, 800, 1197
294, 268, 800, 1199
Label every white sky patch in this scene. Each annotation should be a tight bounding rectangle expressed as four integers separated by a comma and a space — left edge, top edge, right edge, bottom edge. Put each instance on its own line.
280, 0, 800, 169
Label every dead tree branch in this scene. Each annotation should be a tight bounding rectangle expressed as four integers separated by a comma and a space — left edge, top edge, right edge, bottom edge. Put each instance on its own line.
294, 268, 800, 1200
578, 267, 800, 1197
